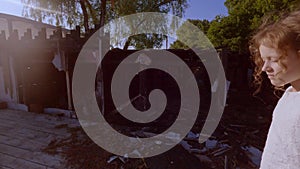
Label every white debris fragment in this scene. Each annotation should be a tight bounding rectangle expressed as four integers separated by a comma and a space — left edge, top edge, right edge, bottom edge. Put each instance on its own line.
205, 139, 218, 149
186, 131, 199, 139
243, 146, 262, 167
107, 155, 127, 164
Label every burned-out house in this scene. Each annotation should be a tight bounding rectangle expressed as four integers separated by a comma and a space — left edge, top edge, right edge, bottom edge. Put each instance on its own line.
0, 13, 251, 119
0, 13, 71, 111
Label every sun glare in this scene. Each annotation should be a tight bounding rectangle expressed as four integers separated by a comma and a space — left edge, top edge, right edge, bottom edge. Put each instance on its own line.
3, 0, 62, 15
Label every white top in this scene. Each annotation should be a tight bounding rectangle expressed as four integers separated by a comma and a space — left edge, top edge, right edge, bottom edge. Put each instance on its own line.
260, 86, 300, 169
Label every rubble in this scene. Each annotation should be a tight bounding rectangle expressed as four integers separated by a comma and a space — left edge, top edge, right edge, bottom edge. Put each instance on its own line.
42, 89, 273, 169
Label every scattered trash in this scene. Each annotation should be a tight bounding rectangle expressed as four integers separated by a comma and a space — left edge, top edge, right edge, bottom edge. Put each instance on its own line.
107, 155, 127, 164
243, 146, 262, 167
44, 108, 74, 117
42, 89, 270, 169
205, 139, 218, 149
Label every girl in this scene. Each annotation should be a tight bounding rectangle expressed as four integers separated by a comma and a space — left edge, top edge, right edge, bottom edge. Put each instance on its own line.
250, 10, 300, 168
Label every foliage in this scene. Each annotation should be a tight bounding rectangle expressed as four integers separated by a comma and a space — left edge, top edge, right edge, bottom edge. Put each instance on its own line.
21, 0, 99, 30
206, 14, 247, 51
170, 0, 300, 52
207, 0, 300, 52
21, 0, 188, 49
125, 34, 165, 50
170, 19, 211, 49
21, 0, 300, 52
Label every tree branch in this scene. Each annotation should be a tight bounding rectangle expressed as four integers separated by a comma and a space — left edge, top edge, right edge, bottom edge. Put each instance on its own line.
84, 0, 98, 25
153, 0, 176, 10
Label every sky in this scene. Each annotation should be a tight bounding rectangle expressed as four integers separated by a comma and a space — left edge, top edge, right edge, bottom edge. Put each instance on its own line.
185, 0, 228, 20
0, 0, 228, 22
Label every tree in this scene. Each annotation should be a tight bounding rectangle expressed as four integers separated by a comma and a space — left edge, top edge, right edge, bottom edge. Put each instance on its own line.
21, 0, 100, 32
21, 0, 188, 49
207, 0, 300, 52
107, 0, 189, 49
170, 19, 211, 49
207, 14, 247, 52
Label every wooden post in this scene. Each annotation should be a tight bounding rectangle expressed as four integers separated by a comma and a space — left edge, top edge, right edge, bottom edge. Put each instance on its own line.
60, 50, 72, 111
53, 27, 73, 110
65, 66, 72, 110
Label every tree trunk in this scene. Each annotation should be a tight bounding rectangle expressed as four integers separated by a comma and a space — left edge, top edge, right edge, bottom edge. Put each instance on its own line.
100, 0, 107, 27
79, 0, 89, 32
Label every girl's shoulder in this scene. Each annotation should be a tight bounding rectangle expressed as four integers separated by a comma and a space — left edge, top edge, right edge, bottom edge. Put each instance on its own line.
279, 86, 300, 105
285, 86, 300, 94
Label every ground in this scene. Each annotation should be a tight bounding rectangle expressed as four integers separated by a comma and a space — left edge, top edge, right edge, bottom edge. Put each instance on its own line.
0, 88, 278, 169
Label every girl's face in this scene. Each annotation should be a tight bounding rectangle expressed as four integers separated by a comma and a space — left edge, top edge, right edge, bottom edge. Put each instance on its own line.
259, 44, 300, 90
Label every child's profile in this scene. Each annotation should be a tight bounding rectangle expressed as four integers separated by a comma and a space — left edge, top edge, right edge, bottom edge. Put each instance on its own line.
250, 10, 300, 168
